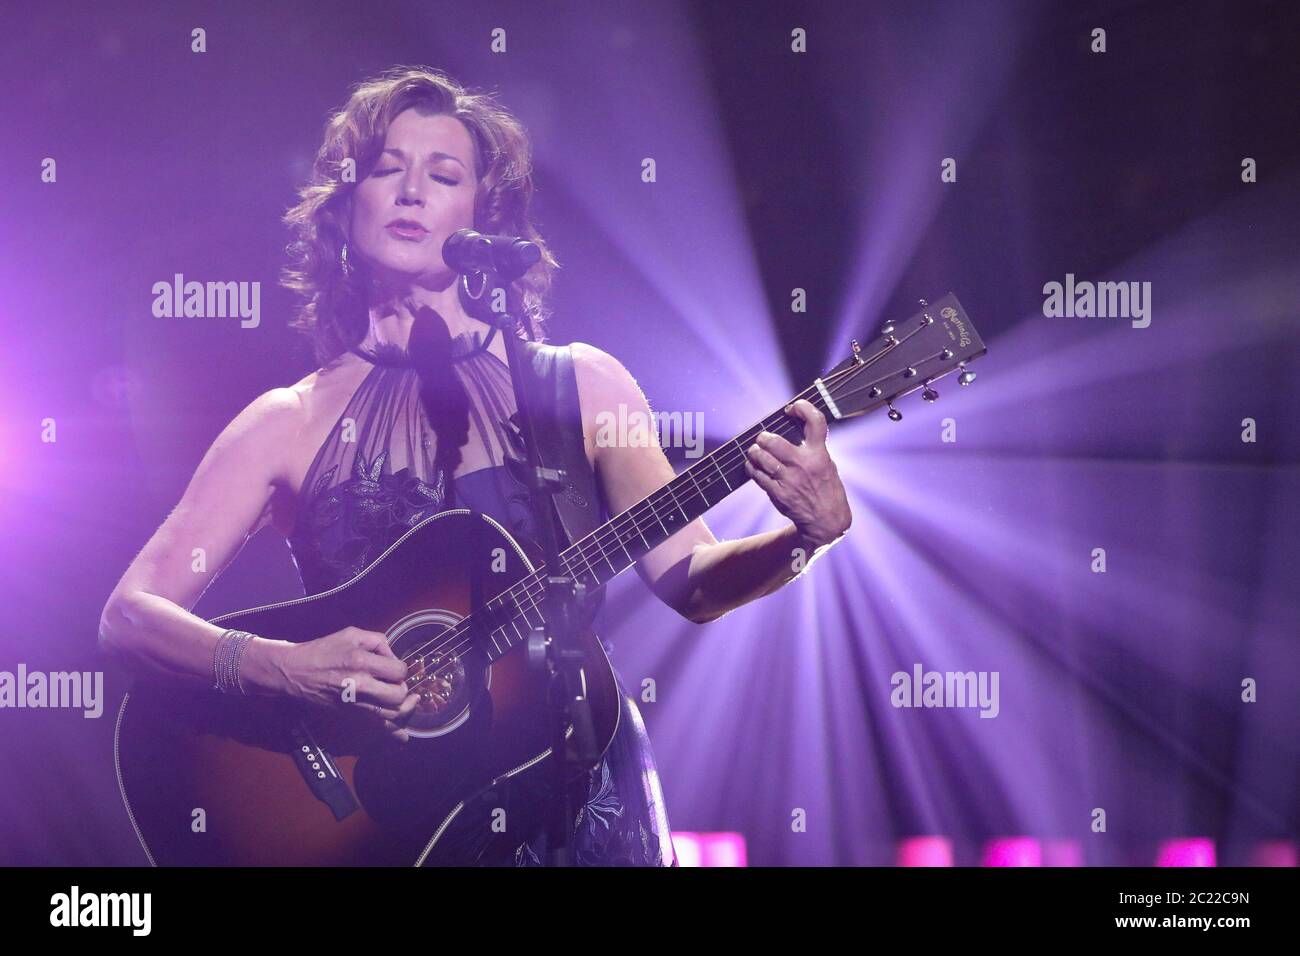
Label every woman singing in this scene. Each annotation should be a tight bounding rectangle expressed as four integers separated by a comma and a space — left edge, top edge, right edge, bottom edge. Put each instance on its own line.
99, 66, 852, 866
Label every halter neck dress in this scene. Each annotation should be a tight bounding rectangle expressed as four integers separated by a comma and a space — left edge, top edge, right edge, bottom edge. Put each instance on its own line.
285, 326, 676, 866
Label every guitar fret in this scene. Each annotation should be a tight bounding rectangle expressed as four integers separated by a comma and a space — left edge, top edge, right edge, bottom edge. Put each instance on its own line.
520, 601, 543, 629
571, 550, 593, 583
517, 599, 539, 633
572, 546, 594, 582
712, 450, 733, 491
683, 469, 707, 509
664, 482, 690, 523
645, 499, 670, 537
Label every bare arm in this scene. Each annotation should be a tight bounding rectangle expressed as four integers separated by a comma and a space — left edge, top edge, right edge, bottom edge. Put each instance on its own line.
572, 344, 852, 625
97, 388, 303, 694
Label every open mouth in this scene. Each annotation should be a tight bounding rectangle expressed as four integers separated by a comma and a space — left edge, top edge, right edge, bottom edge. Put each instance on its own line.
386, 222, 427, 241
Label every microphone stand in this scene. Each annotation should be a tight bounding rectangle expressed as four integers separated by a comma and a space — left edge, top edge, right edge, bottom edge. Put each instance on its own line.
464, 268, 600, 867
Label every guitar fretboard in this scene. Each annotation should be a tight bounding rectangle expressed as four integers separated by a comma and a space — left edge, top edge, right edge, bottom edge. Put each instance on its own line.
475, 389, 829, 661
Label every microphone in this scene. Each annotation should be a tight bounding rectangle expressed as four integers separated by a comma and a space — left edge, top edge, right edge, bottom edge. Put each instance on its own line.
442, 228, 541, 280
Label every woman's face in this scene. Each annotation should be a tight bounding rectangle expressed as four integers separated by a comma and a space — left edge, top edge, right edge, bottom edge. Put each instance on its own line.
349, 108, 478, 284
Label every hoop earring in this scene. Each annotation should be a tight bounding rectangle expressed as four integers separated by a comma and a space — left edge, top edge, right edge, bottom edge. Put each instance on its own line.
460, 269, 488, 301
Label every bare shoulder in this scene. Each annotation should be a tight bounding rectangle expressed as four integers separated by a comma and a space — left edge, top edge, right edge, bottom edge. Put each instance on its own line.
207, 386, 301, 492
225, 385, 302, 449
569, 341, 645, 409
281, 353, 368, 432
568, 341, 657, 475
230, 353, 363, 485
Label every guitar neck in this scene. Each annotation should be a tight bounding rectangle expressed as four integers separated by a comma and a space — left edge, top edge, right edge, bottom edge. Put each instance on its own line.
475, 383, 832, 660
568, 394, 826, 584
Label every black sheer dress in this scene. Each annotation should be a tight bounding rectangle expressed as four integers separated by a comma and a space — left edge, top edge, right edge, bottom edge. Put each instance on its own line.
284, 326, 676, 866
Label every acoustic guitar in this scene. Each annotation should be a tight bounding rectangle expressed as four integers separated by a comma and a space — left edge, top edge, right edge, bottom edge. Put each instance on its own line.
114, 294, 987, 865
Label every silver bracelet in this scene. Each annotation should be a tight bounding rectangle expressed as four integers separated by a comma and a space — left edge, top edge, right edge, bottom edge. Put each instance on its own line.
213, 629, 257, 695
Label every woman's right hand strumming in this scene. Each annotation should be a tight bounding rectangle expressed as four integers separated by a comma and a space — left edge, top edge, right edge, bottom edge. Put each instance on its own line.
272, 627, 421, 743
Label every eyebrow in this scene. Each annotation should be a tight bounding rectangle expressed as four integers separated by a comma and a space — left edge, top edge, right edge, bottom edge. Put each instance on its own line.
380, 147, 468, 171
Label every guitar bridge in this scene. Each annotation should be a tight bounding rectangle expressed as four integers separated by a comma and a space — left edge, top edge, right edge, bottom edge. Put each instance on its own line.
288, 720, 359, 822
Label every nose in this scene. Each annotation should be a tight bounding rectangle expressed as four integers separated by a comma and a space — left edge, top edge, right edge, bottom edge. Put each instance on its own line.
397, 172, 425, 207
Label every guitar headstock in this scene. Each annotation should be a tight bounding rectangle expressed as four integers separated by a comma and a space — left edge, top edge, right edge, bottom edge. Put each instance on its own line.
815, 293, 987, 421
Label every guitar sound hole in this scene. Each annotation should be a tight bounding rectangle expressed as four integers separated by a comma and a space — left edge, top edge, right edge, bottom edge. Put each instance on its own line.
391, 619, 479, 736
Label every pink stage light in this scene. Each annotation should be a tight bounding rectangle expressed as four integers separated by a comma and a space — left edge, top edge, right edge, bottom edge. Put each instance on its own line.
981, 837, 1042, 867
1042, 839, 1083, 867
670, 832, 748, 867
1156, 838, 1216, 867
1249, 841, 1298, 867
897, 836, 954, 867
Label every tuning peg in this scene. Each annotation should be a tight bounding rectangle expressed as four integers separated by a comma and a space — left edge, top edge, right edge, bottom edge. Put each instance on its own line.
958, 368, 977, 386
922, 386, 939, 403
886, 402, 903, 421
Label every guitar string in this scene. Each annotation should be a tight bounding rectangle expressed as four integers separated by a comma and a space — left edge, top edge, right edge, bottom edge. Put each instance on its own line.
398, 324, 954, 685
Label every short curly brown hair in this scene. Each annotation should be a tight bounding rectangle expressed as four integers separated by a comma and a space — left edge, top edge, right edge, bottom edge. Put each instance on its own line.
281, 65, 559, 366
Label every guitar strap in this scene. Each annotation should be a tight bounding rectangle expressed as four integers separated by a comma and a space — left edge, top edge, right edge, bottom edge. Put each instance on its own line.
512, 340, 605, 551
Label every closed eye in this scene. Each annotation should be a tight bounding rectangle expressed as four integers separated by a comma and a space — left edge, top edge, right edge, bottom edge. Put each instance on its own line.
371, 168, 457, 186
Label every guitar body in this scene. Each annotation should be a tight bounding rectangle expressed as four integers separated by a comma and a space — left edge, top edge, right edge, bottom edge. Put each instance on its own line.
115, 509, 620, 866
